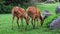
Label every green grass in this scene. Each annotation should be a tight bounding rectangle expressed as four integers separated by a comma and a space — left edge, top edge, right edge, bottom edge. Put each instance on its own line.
0, 14, 60, 34
37, 3, 59, 14
0, 3, 60, 34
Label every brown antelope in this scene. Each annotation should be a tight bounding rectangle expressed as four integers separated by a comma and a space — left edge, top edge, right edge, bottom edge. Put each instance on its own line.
26, 6, 44, 28
12, 6, 29, 29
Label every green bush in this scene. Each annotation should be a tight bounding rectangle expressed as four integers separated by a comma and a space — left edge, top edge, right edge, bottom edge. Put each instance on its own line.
0, 3, 13, 14
0, 3, 28, 14
0, 0, 36, 14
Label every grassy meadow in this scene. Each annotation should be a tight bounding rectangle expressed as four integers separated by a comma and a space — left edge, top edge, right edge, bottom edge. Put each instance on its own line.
0, 3, 60, 34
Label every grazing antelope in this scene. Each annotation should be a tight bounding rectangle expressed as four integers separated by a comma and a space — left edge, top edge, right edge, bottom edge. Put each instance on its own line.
12, 6, 29, 29
26, 6, 44, 28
